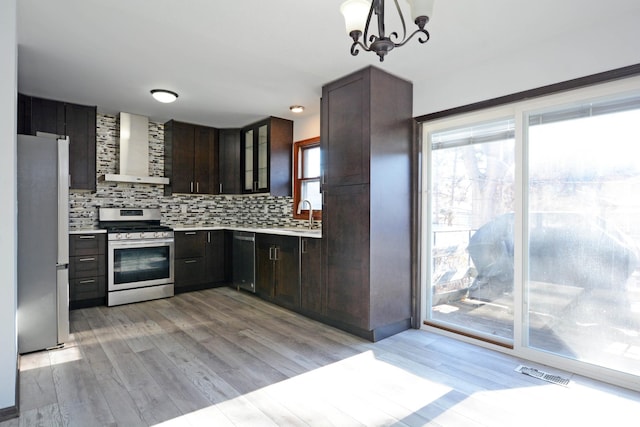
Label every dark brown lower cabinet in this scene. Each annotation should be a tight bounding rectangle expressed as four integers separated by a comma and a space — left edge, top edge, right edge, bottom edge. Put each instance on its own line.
300, 237, 322, 315
322, 184, 370, 330
205, 230, 226, 284
69, 233, 106, 309
175, 230, 227, 292
256, 234, 300, 309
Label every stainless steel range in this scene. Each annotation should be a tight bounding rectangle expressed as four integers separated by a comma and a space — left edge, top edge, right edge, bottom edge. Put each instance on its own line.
99, 208, 174, 306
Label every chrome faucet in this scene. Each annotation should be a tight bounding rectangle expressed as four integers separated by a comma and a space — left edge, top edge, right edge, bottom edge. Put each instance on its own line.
297, 199, 314, 229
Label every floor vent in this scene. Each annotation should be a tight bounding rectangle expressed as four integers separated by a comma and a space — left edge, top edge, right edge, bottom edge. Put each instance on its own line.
515, 365, 570, 386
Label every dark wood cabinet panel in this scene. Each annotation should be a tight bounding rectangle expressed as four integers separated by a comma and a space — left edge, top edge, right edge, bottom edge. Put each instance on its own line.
320, 66, 413, 341
273, 236, 299, 308
18, 94, 97, 191
69, 254, 106, 279
300, 237, 322, 314
205, 230, 226, 284
31, 96, 65, 136
175, 257, 206, 289
322, 184, 369, 329
69, 233, 105, 256
321, 72, 369, 187
175, 230, 226, 291
256, 234, 300, 309
70, 277, 106, 302
69, 233, 106, 308
17, 93, 31, 135
175, 231, 206, 258
218, 128, 241, 194
65, 103, 97, 191
194, 126, 218, 195
255, 237, 273, 297
240, 117, 293, 196
166, 121, 194, 194
164, 121, 218, 195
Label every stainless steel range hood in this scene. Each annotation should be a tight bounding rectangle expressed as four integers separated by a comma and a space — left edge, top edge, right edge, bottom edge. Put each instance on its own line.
102, 112, 169, 185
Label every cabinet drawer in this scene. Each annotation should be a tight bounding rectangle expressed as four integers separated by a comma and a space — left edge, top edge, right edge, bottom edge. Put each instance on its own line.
175, 257, 206, 288
70, 276, 106, 301
175, 231, 206, 259
70, 233, 106, 256
69, 255, 106, 278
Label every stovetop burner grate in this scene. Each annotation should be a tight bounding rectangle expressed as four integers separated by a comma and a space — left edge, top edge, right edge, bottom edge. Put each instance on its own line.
102, 224, 173, 233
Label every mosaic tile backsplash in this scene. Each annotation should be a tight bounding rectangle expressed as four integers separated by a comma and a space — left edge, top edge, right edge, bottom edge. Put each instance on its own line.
69, 113, 315, 230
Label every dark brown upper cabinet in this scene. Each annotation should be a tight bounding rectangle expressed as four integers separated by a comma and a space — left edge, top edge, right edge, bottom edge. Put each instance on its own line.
18, 94, 97, 191
164, 120, 218, 195
218, 128, 241, 195
240, 117, 293, 196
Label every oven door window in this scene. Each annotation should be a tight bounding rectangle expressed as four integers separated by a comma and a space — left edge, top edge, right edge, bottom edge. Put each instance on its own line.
113, 246, 170, 285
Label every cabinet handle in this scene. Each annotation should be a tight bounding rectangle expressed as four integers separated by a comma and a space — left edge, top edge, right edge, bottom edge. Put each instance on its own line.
207, 231, 210, 243
79, 235, 96, 239
301, 239, 307, 254
219, 183, 223, 193
78, 257, 95, 262
273, 247, 279, 261
185, 259, 197, 264
79, 279, 96, 284
268, 247, 273, 260
184, 232, 197, 235
196, 182, 200, 193
253, 181, 258, 192
190, 181, 194, 193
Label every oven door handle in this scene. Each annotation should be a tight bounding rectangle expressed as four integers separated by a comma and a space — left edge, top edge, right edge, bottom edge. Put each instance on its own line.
108, 238, 175, 248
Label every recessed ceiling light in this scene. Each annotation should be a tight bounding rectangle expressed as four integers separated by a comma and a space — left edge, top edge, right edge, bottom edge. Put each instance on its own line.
289, 105, 305, 113
150, 89, 179, 103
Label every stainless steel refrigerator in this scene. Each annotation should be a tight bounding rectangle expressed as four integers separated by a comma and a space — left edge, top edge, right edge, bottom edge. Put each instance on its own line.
17, 133, 70, 354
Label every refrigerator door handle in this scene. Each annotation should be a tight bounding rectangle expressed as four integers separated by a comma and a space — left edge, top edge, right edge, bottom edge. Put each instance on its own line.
57, 266, 69, 344
57, 137, 70, 266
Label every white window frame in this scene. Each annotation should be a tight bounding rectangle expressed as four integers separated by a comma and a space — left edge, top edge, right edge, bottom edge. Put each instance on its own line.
419, 75, 640, 391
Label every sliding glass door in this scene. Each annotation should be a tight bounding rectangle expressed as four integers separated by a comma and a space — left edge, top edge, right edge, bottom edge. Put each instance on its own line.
526, 97, 640, 377
426, 118, 516, 344
422, 79, 640, 386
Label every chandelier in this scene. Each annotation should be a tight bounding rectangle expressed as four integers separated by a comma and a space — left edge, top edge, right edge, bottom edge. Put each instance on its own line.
340, 0, 434, 62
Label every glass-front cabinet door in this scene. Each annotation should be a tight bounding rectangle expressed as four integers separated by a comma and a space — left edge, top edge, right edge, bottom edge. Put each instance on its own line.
257, 124, 268, 191
243, 128, 254, 192
242, 119, 270, 194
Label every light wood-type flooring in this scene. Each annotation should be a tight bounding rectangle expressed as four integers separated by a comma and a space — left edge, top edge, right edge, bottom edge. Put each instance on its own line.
3, 287, 639, 427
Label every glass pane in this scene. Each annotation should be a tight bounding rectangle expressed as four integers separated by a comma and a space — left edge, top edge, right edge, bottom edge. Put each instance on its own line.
301, 179, 322, 211
244, 129, 254, 191
114, 246, 170, 284
429, 118, 515, 342
527, 102, 640, 377
303, 146, 321, 178
258, 125, 268, 189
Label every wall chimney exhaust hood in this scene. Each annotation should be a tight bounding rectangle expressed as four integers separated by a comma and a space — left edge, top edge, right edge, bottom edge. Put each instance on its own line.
102, 112, 170, 185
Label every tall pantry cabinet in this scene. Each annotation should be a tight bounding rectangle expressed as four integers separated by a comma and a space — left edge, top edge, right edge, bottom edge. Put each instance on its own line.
320, 66, 413, 341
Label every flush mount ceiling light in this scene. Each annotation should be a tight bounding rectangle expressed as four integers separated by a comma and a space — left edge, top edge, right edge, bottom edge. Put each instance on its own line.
289, 105, 305, 113
340, 0, 434, 62
150, 89, 179, 103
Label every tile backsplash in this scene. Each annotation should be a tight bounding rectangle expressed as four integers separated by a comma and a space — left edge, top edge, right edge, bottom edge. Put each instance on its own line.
69, 113, 313, 230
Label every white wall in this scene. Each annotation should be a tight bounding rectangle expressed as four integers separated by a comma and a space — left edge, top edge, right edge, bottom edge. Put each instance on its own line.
293, 113, 320, 142
412, 12, 640, 117
0, 0, 18, 413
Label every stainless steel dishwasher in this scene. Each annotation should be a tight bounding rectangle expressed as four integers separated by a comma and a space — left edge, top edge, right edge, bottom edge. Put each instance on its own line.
232, 231, 256, 292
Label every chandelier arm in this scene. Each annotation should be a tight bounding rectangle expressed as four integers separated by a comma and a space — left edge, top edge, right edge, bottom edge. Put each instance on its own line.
394, 28, 430, 48
362, 1, 376, 50
393, 0, 407, 42
350, 39, 373, 57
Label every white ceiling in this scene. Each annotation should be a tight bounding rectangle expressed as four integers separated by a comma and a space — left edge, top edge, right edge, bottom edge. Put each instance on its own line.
16, 0, 640, 129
